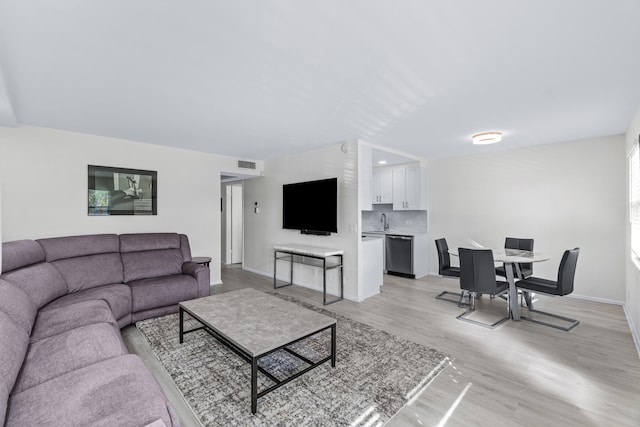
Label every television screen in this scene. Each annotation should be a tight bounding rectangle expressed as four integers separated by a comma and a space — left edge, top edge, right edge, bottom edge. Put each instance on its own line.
283, 178, 338, 235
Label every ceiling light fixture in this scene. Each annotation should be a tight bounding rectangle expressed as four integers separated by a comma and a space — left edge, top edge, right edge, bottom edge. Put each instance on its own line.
472, 132, 502, 145
378, 160, 387, 165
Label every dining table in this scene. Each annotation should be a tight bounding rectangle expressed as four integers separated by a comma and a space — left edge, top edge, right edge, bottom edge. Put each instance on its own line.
450, 247, 550, 320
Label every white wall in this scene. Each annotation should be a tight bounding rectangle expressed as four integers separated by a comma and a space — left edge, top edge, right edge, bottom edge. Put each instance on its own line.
428, 135, 625, 302
625, 104, 640, 345
0, 126, 263, 284
242, 142, 361, 300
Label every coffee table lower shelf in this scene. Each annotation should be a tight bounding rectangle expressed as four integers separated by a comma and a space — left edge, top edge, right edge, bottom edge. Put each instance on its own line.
179, 307, 337, 414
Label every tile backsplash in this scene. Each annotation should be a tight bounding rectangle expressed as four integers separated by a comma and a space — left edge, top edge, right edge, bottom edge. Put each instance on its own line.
362, 204, 427, 233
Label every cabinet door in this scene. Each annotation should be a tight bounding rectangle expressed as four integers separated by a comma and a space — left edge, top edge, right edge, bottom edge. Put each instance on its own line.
372, 167, 393, 204
360, 145, 373, 210
404, 164, 422, 210
392, 167, 407, 210
392, 164, 426, 210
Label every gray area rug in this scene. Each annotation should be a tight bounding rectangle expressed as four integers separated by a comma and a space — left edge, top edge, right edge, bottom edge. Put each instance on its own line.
136, 292, 451, 426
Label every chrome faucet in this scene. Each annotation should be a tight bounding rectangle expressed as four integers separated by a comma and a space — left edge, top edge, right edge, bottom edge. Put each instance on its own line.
381, 213, 389, 231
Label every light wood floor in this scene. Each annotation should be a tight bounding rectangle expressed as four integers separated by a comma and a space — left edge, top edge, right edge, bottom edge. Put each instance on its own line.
123, 265, 640, 426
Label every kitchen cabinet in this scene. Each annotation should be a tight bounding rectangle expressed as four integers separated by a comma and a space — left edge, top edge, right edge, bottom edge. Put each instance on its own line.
362, 232, 386, 272
392, 164, 427, 210
360, 144, 373, 211
372, 167, 393, 204
361, 236, 383, 299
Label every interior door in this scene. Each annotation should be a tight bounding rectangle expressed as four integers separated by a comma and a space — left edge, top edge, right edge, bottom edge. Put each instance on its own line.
230, 184, 243, 264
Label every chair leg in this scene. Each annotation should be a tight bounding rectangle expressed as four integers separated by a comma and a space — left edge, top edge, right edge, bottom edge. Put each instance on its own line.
521, 309, 580, 331
456, 292, 509, 329
436, 290, 464, 305
520, 293, 580, 331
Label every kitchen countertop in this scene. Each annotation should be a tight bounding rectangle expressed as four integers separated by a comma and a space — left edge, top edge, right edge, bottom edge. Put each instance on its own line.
362, 230, 427, 237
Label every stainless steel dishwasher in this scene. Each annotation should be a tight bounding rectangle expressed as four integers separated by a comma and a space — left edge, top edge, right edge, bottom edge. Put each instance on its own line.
385, 234, 414, 278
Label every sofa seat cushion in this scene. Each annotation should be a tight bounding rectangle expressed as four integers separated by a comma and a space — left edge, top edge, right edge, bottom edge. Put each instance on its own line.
6, 355, 177, 427
41, 284, 132, 325
0, 312, 29, 424
129, 274, 199, 312
13, 323, 128, 394
30, 300, 117, 343
0, 279, 38, 335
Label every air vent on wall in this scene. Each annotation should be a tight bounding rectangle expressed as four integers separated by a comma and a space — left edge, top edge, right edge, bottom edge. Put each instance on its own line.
237, 160, 256, 170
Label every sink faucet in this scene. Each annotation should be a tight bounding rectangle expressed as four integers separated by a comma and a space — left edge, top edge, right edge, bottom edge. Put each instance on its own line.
381, 213, 389, 231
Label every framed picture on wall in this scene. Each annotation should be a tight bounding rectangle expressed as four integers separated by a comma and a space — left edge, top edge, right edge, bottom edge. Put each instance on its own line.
88, 165, 157, 216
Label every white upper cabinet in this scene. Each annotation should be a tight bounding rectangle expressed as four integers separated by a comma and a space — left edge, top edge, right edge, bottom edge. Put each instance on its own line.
392, 164, 427, 210
360, 144, 373, 211
372, 167, 393, 204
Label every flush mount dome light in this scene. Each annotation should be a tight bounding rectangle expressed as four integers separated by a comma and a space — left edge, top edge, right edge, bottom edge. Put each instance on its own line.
472, 132, 502, 145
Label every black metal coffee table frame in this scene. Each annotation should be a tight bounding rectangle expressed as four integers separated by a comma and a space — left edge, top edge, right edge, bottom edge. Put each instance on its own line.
179, 306, 336, 414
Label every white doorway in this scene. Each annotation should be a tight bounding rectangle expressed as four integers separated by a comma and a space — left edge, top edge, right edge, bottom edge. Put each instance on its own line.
223, 182, 244, 264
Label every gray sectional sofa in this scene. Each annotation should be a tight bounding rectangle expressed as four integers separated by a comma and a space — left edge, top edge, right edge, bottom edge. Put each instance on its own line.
0, 232, 210, 426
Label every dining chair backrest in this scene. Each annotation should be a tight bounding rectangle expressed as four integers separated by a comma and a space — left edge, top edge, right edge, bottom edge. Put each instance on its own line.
459, 248, 500, 295
557, 248, 580, 296
505, 237, 534, 275
435, 238, 452, 274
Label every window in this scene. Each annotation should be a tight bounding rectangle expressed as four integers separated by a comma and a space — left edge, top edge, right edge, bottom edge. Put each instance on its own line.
630, 139, 640, 258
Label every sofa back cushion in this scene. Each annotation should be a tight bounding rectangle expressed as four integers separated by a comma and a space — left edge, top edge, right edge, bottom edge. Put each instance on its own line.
37, 234, 120, 261
1, 240, 45, 274
37, 234, 124, 292
120, 233, 185, 282
0, 311, 29, 423
0, 279, 38, 335
179, 234, 192, 263
1, 240, 68, 308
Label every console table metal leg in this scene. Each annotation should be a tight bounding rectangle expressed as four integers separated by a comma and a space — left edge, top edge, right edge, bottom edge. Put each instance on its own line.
323, 258, 327, 305
273, 250, 293, 289
331, 323, 336, 367
340, 255, 344, 301
251, 356, 258, 414
290, 253, 294, 284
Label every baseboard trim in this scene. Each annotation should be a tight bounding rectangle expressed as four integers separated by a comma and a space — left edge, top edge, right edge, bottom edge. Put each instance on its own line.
622, 303, 640, 359
568, 293, 624, 305
567, 294, 639, 358
241, 266, 359, 302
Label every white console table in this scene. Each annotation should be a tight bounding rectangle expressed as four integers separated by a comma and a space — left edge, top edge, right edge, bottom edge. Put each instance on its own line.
273, 244, 344, 305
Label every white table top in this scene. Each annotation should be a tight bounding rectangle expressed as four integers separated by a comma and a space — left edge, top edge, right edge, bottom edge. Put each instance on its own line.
274, 243, 344, 257
450, 248, 549, 263
491, 248, 550, 263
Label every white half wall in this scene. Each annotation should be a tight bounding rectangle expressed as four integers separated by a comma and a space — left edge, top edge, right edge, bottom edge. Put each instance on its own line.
626, 104, 640, 346
428, 135, 625, 302
242, 142, 361, 300
0, 125, 263, 284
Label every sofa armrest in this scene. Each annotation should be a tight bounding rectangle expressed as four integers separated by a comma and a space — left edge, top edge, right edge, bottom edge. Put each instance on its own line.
182, 262, 210, 298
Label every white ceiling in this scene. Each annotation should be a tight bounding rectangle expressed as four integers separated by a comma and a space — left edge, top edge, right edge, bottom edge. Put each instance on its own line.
1, 1, 639, 161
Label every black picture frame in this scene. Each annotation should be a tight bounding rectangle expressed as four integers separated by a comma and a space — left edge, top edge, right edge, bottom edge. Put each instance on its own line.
88, 165, 157, 216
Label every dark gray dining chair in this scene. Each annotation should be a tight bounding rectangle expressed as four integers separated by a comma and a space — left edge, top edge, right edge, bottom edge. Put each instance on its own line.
515, 248, 580, 331
496, 237, 534, 279
456, 248, 510, 328
434, 238, 463, 304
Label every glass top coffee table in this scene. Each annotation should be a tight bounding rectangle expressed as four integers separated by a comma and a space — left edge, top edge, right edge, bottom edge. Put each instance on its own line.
179, 288, 337, 414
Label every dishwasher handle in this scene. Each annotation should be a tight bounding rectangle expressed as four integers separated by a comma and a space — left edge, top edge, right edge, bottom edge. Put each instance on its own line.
387, 235, 412, 240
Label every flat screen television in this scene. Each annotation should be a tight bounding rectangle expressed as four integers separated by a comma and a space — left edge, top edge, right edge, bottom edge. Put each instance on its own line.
282, 177, 338, 235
